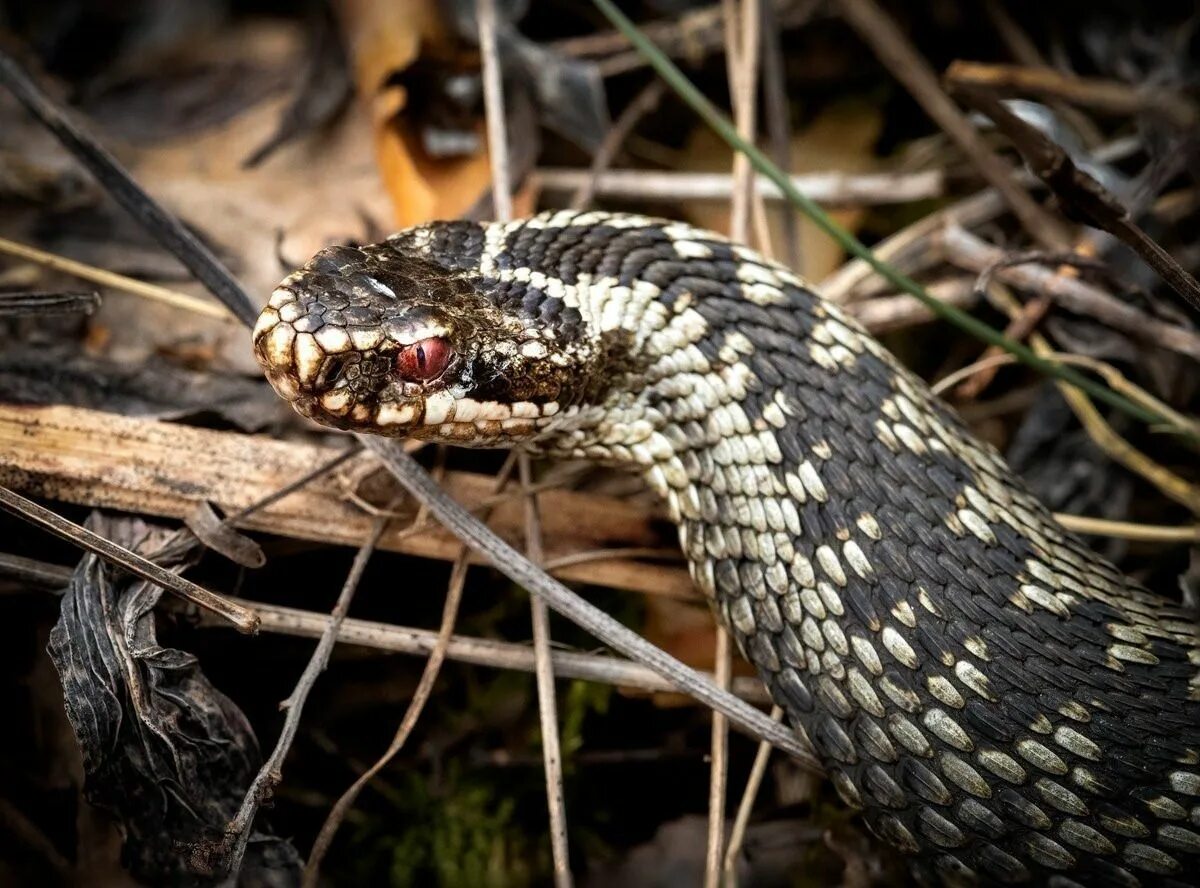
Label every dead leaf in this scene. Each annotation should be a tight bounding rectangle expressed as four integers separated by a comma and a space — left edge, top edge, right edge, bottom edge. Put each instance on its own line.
47, 514, 301, 885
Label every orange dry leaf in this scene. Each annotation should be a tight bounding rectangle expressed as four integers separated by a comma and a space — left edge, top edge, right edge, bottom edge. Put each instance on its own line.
335, 0, 534, 226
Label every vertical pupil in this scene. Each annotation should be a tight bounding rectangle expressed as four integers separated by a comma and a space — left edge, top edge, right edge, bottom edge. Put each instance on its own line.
416, 344, 426, 369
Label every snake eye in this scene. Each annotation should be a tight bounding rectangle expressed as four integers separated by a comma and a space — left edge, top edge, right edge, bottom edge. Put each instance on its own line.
395, 337, 455, 382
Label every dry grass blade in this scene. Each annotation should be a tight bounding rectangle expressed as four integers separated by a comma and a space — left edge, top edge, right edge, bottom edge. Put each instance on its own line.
521, 456, 573, 887
0, 235, 233, 320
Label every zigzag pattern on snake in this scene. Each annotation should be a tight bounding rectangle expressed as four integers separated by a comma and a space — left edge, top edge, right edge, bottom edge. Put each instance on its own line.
253, 210, 1200, 887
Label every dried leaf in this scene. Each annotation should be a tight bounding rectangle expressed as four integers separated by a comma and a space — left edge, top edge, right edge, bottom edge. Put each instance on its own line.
47, 514, 300, 885
185, 501, 267, 569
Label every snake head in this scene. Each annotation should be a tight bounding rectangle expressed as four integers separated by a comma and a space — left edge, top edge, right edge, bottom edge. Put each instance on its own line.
254, 240, 584, 445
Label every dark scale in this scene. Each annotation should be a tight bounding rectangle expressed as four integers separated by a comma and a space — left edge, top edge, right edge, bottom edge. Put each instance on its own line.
255, 212, 1200, 888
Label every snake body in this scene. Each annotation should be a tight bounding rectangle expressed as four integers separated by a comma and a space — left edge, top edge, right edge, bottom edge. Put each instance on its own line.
253, 211, 1200, 886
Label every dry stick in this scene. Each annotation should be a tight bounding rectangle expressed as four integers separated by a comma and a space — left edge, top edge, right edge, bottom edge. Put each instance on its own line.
939, 224, 1200, 364
834, 0, 1071, 251
303, 455, 519, 885
539, 167, 943, 206
0, 50, 258, 326
758, 0, 802, 270
215, 515, 389, 876
945, 59, 1200, 131
0, 235, 233, 320
723, 706, 783, 878
570, 78, 667, 210
478, 0, 511, 223
0, 485, 259, 632
208, 595, 774, 704
708, 4, 762, 882
711, 6, 760, 882
706, 627, 733, 888
521, 457, 573, 886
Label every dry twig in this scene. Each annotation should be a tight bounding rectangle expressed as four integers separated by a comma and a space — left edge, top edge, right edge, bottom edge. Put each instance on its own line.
946, 60, 1200, 130
538, 167, 943, 206
216, 516, 389, 876
939, 224, 1200, 363
948, 79, 1200, 313
0, 485, 259, 631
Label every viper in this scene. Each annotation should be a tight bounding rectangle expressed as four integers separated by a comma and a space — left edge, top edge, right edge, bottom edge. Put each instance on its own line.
253, 210, 1200, 886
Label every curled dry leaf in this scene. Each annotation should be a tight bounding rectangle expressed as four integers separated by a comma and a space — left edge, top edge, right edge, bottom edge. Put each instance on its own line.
47, 514, 300, 885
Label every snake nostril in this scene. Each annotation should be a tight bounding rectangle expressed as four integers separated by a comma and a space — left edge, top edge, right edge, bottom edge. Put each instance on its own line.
315, 354, 352, 391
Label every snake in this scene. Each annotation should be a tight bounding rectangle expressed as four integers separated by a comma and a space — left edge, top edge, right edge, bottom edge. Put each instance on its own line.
252, 210, 1200, 886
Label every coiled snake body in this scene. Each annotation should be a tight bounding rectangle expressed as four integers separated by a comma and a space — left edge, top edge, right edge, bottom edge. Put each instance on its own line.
254, 211, 1200, 886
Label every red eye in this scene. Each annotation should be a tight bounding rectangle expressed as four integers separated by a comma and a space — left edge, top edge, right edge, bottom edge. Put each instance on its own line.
395, 337, 455, 381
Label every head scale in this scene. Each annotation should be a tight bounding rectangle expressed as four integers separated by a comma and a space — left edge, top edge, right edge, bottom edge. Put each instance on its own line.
253, 236, 587, 445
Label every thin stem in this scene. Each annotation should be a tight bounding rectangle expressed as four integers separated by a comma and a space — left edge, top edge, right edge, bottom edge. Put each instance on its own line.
704, 626, 732, 888
723, 706, 783, 879
478, 0, 513, 223
218, 517, 388, 875
521, 456, 573, 887
0, 485, 258, 632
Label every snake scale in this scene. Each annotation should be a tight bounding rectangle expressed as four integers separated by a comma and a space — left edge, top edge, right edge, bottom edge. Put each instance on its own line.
253, 211, 1200, 886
